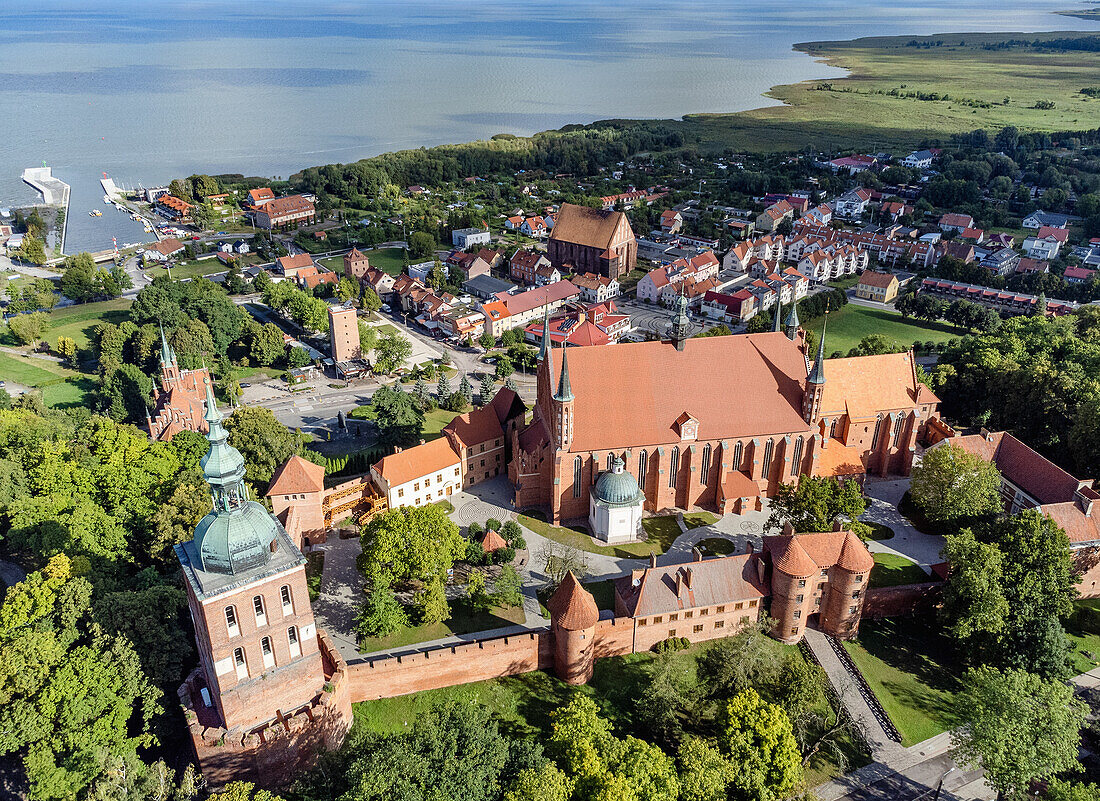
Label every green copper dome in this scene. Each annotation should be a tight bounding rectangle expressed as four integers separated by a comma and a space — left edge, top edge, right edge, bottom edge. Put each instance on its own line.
192, 380, 278, 575
593, 456, 644, 507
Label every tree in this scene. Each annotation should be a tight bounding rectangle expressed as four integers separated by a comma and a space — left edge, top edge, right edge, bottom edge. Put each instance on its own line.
504, 763, 574, 801
466, 568, 491, 612
361, 286, 382, 312
360, 504, 465, 585
18, 233, 47, 265
53, 335, 76, 365
247, 321, 286, 367
480, 373, 496, 406
495, 354, 514, 380
413, 375, 431, 408
493, 564, 523, 608
677, 737, 734, 801
910, 443, 1002, 525
368, 384, 424, 447
413, 576, 450, 626
286, 345, 311, 368
950, 666, 1086, 800
356, 582, 409, 638
60, 252, 100, 302
207, 782, 284, 801
765, 475, 866, 533
409, 231, 435, 258
459, 373, 474, 406
437, 372, 452, 401
191, 201, 218, 231
940, 530, 1009, 642
224, 406, 300, 486
373, 331, 412, 374
429, 259, 446, 290
722, 688, 802, 801
359, 320, 378, 356
99, 362, 153, 423
479, 331, 496, 350
1044, 780, 1100, 801
8, 311, 50, 345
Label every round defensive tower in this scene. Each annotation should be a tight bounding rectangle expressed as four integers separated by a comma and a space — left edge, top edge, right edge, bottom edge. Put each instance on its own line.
768, 535, 818, 644
821, 530, 875, 640
547, 571, 600, 684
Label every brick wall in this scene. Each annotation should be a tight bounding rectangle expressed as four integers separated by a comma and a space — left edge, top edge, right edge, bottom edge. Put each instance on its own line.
862, 582, 941, 619
346, 630, 554, 701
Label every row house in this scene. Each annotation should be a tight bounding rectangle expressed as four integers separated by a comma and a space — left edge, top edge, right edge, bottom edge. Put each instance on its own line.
756, 200, 794, 233
523, 302, 625, 348
570, 272, 620, 304
793, 221, 932, 269
746, 268, 806, 312
600, 190, 650, 210
795, 243, 866, 282
804, 204, 832, 225
701, 289, 758, 323
660, 275, 721, 309
481, 280, 581, 338
439, 303, 486, 339
919, 278, 1078, 316
510, 250, 559, 286
723, 234, 785, 272
156, 195, 193, 222
636, 251, 719, 303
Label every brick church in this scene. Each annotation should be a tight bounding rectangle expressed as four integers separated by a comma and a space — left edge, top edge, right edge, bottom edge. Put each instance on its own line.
510, 308, 947, 523
147, 325, 213, 441
547, 202, 637, 279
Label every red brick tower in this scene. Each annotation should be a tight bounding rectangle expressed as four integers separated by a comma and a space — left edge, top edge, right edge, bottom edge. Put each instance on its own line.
802, 315, 827, 425
820, 528, 874, 640
548, 572, 599, 684
767, 531, 818, 644
552, 342, 574, 451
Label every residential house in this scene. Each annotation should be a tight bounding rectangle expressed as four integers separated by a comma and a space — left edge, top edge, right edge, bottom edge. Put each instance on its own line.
855, 270, 900, 303
247, 188, 275, 207
361, 267, 396, 299
982, 248, 1020, 277
504, 216, 523, 230
828, 155, 878, 174
371, 438, 463, 509
156, 195, 193, 222
481, 280, 580, 338
1064, 266, 1097, 284
143, 237, 186, 263
1023, 210, 1071, 229
571, 272, 620, 304
452, 227, 491, 249
701, 289, 758, 323
521, 216, 547, 238
446, 250, 491, 282
756, 200, 793, 233
510, 250, 556, 285
804, 204, 832, 225
987, 233, 1015, 249
937, 241, 976, 264
879, 202, 914, 223
832, 188, 872, 220
901, 150, 935, 169
233, 239, 250, 254
276, 253, 316, 280
523, 300, 631, 348
938, 213, 974, 234
919, 278, 1077, 316
599, 190, 649, 210
958, 228, 985, 245
1015, 257, 1050, 276
636, 252, 720, 303
1023, 226, 1069, 260
660, 210, 683, 233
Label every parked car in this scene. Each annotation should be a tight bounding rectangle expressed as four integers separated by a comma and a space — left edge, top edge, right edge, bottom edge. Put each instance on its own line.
380, 304, 391, 312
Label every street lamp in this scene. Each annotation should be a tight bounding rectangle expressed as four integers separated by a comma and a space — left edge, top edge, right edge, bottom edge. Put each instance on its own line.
932, 766, 957, 801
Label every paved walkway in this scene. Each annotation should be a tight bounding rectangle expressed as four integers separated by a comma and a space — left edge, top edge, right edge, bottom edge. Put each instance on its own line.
310, 536, 362, 663
0, 558, 27, 591
862, 479, 946, 574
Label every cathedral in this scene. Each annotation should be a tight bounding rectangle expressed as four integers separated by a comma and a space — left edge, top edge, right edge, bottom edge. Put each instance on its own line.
510, 301, 947, 524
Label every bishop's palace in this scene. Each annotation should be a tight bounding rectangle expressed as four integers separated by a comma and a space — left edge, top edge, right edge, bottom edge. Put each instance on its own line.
175, 304, 965, 786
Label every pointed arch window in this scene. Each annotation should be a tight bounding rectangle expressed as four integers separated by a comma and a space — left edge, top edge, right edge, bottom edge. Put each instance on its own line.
762, 439, 775, 476
891, 414, 904, 447
701, 444, 712, 485
573, 456, 583, 498
669, 447, 679, 488
733, 441, 743, 471
871, 415, 884, 450
791, 436, 804, 477
606, 453, 614, 471
638, 450, 647, 485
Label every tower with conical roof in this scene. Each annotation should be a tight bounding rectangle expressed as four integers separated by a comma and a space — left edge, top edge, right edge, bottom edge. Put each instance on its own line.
175, 378, 328, 735
547, 572, 600, 684
802, 315, 828, 425
784, 303, 800, 341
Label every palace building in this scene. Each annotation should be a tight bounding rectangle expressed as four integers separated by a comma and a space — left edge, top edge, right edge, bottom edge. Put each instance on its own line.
510, 303, 946, 524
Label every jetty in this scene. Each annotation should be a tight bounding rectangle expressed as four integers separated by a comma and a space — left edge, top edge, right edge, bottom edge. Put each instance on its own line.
21, 166, 70, 254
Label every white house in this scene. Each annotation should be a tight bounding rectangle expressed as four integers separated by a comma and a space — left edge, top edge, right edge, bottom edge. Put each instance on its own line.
452, 227, 491, 249
1023, 226, 1069, 260
408, 260, 435, 283
1022, 211, 1070, 230
520, 216, 547, 237
370, 438, 462, 510
832, 188, 871, 220
901, 150, 935, 169
571, 272, 620, 304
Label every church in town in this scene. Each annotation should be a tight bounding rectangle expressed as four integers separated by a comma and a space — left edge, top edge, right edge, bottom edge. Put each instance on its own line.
147, 325, 213, 441
510, 299, 949, 531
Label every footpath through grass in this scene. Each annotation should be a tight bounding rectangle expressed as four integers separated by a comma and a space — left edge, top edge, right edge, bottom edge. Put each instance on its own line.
842, 617, 960, 746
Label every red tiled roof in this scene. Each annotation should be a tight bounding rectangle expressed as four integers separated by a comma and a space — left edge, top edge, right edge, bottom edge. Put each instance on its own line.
617, 554, 766, 617
277, 253, 314, 274
262, 195, 314, 218
372, 437, 460, 487
820, 352, 930, 419
1036, 226, 1069, 242
147, 237, 184, 256
444, 404, 504, 448
949, 432, 1082, 506
249, 187, 275, 203
766, 529, 872, 577
547, 572, 599, 629
481, 528, 508, 553
721, 469, 760, 499
858, 270, 897, 289
266, 455, 326, 496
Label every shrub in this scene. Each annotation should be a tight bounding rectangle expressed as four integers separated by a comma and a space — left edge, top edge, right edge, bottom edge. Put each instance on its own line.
511, 535, 527, 551
465, 540, 486, 565
494, 546, 516, 564
485, 517, 502, 532
653, 636, 691, 654
467, 521, 483, 538
501, 520, 522, 541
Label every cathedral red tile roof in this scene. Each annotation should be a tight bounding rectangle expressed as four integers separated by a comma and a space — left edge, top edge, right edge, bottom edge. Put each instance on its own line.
549, 203, 631, 250
266, 455, 326, 496
544, 332, 813, 452
819, 352, 930, 420
444, 405, 504, 449
767, 536, 818, 577
548, 572, 599, 630
837, 530, 875, 572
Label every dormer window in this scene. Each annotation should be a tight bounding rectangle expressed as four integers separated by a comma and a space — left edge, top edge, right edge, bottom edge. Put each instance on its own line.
674, 412, 698, 442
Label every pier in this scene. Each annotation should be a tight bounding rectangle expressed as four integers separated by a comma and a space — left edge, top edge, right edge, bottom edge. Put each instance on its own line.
21, 166, 70, 254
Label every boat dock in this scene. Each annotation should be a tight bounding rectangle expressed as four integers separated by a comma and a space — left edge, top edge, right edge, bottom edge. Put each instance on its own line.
21, 166, 70, 253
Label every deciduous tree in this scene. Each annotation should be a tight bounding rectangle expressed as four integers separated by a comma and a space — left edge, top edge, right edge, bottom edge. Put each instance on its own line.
224, 406, 300, 486
360, 504, 465, 585
721, 688, 802, 801
910, 443, 1002, 525
765, 475, 866, 533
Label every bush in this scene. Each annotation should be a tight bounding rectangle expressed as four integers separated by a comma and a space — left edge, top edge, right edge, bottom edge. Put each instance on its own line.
1070, 604, 1100, 636
501, 520, 522, 541
485, 518, 502, 532
465, 540, 486, 565
511, 535, 527, 551
494, 546, 516, 564
653, 636, 691, 654
467, 521, 483, 538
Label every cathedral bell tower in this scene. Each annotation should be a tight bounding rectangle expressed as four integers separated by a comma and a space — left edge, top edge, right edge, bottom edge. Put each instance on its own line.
803, 315, 828, 425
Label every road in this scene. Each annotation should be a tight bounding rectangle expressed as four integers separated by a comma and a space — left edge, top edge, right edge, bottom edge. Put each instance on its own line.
825, 751, 989, 801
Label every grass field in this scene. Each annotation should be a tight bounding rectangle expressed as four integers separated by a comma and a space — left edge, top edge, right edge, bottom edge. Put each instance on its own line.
869, 553, 930, 588
819, 305, 959, 357
352, 635, 867, 787
517, 511, 716, 559
358, 598, 527, 654
43, 299, 131, 350
145, 259, 227, 280
673, 31, 1100, 153
363, 247, 408, 277
423, 408, 460, 441
842, 617, 960, 746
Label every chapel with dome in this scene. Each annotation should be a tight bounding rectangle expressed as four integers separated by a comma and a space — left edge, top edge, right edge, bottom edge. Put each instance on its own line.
588, 454, 645, 543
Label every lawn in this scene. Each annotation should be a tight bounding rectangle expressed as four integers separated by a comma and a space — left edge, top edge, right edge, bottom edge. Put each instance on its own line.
819, 304, 959, 357
374, 323, 399, 336
145, 259, 226, 280
358, 598, 527, 654
868, 553, 929, 588
423, 408, 460, 441
696, 537, 738, 556
0, 352, 80, 386
352, 635, 867, 787
517, 511, 697, 559
842, 617, 960, 746
363, 247, 408, 277
45, 298, 131, 349
674, 32, 1100, 153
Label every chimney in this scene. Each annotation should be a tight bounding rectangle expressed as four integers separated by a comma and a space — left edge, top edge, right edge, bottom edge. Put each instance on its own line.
675, 571, 682, 595
832, 519, 844, 532
684, 567, 693, 590
649, 553, 657, 569
783, 521, 795, 536
394, 446, 402, 453
745, 540, 754, 554
692, 546, 703, 562
980, 427, 993, 441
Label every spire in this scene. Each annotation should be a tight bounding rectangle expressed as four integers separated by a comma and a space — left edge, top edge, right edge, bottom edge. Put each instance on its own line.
773, 303, 782, 332
203, 375, 228, 442
808, 314, 828, 385
553, 342, 573, 402
784, 302, 800, 341
670, 287, 691, 350
158, 323, 176, 366
538, 305, 551, 362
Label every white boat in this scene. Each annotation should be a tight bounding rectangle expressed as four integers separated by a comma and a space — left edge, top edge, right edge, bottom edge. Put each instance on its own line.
89, 209, 102, 217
